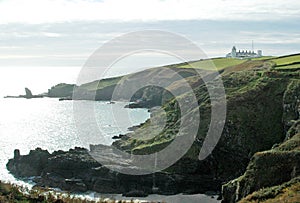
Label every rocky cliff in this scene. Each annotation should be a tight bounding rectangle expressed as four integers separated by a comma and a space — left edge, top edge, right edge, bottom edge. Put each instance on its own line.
222, 79, 300, 203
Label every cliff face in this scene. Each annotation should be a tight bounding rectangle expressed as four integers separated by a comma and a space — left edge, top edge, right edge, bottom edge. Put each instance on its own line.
283, 80, 300, 138
222, 79, 300, 203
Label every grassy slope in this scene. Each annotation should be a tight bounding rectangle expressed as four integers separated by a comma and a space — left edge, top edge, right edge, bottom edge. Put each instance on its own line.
270, 54, 300, 70
74, 57, 255, 95
178, 57, 246, 70
80, 77, 121, 91
249, 56, 275, 61
275, 63, 300, 70
270, 54, 300, 66
178, 53, 300, 71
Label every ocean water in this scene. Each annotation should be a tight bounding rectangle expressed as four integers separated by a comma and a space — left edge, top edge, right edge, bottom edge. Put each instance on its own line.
0, 97, 150, 184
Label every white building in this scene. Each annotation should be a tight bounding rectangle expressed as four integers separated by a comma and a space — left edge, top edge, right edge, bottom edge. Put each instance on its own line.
226, 46, 262, 59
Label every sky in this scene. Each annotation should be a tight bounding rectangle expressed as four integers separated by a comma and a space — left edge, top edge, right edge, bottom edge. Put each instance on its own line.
0, 0, 300, 67
0, 0, 300, 95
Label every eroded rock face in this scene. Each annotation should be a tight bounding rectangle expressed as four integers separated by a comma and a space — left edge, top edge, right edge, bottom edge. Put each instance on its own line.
283, 80, 300, 137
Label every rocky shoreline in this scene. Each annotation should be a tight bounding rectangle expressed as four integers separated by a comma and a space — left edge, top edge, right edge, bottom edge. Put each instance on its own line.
7, 145, 221, 197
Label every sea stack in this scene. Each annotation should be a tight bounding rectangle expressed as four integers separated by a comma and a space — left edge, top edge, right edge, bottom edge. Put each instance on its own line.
24, 88, 33, 99
13, 149, 20, 159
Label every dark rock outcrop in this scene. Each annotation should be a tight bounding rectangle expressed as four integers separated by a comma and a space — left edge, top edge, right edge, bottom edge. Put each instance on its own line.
7, 148, 50, 177
7, 146, 220, 195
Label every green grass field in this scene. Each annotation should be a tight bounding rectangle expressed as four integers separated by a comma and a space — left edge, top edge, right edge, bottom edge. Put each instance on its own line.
80, 77, 121, 91
270, 54, 300, 66
178, 53, 300, 71
179, 57, 246, 70
250, 56, 275, 61
275, 63, 300, 70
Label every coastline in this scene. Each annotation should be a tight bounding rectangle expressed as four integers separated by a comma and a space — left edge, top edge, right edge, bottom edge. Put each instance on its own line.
1, 54, 300, 202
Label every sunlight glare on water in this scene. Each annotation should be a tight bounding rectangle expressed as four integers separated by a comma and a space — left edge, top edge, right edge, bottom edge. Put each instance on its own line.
0, 98, 149, 184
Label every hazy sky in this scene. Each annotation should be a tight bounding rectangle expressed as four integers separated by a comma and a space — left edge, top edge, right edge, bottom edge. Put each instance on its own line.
0, 0, 299, 68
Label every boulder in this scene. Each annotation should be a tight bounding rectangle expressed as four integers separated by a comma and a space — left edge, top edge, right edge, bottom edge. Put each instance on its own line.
123, 190, 148, 197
